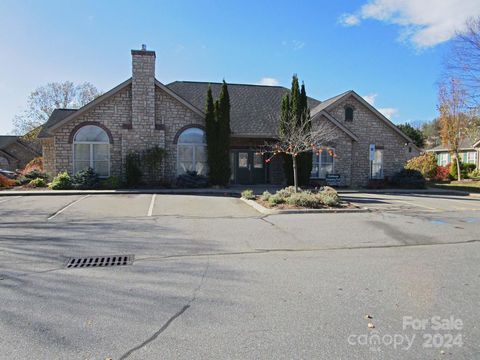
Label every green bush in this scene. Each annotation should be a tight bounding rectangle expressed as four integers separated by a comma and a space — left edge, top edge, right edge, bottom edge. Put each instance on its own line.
241, 189, 255, 200
276, 186, 298, 199
449, 160, 475, 179
285, 191, 323, 208
468, 169, 480, 179
317, 192, 339, 206
449, 161, 460, 180
260, 191, 271, 201
73, 167, 99, 189
263, 186, 341, 208
268, 193, 286, 205
125, 152, 143, 187
405, 153, 437, 179
17, 169, 49, 185
49, 172, 72, 190
391, 169, 426, 188
176, 171, 209, 188
463, 163, 476, 175
100, 176, 121, 189
28, 177, 46, 188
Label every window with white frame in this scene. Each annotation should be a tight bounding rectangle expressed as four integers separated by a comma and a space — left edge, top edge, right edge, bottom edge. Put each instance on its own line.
73, 125, 110, 177
438, 153, 449, 166
311, 148, 335, 178
371, 149, 384, 179
467, 151, 477, 164
177, 127, 207, 176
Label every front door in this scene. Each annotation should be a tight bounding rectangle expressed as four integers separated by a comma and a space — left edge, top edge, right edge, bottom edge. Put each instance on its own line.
233, 150, 266, 184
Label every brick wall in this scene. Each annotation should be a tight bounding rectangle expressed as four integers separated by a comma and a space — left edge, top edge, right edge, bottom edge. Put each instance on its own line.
159, 87, 204, 182
327, 96, 420, 186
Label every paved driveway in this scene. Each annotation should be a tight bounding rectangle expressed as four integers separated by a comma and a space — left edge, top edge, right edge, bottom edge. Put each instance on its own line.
0, 193, 479, 359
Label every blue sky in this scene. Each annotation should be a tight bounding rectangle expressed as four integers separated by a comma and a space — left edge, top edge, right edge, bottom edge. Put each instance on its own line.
1, 0, 479, 134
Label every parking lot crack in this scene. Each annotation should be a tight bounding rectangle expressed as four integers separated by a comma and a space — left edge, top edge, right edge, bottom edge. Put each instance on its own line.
119, 258, 210, 359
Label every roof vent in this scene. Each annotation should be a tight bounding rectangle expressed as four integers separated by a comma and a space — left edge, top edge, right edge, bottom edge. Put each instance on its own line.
141, 44, 147, 51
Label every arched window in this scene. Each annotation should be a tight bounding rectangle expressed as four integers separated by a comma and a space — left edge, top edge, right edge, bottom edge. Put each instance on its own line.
345, 106, 354, 122
0, 156, 9, 169
73, 125, 110, 177
177, 127, 207, 176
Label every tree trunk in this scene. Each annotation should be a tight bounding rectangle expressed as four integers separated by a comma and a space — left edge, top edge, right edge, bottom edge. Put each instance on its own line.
292, 155, 298, 193
455, 152, 461, 181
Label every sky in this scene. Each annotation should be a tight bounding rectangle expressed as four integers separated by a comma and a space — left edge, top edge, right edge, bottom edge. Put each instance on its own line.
1, 0, 479, 134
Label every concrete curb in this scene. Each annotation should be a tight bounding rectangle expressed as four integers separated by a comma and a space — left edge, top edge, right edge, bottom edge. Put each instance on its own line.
0, 189, 241, 197
338, 189, 473, 196
239, 197, 370, 215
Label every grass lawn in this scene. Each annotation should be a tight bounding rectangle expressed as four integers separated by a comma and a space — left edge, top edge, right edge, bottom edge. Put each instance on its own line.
430, 181, 480, 193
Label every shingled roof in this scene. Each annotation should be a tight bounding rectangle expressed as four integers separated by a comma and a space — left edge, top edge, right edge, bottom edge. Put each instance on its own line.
38, 109, 78, 138
0, 136, 19, 149
166, 81, 321, 136
428, 138, 477, 152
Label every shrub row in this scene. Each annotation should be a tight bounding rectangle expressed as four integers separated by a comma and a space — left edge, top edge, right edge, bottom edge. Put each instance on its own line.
49, 169, 120, 190
242, 186, 340, 208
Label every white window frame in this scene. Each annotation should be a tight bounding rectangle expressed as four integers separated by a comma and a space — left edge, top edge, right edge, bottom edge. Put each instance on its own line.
438, 153, 448, 166
311, 148, 335, 179
72, 126, 111, 178
176, 128, 207, 176
467, 151, 477, 164
370, 149, 384, 180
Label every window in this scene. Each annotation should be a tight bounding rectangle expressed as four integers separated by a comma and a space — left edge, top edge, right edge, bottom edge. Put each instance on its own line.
467, 152, 477, 164
345, 106, 354, 122
371, 149, 384, 179
253, 153, 263, 168
438, 153, 449, 166
238, 152, 248, 168
311, 148, 335, 178
73, 125, 110, 177
177, 127, 207, 176
0, 156, 8, 169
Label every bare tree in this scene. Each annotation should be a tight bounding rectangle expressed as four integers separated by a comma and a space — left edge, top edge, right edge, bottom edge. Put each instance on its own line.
438, 78, 469, 180
447, 16, 480, 107
12, 81, 101, 135
261, 112, 337, 192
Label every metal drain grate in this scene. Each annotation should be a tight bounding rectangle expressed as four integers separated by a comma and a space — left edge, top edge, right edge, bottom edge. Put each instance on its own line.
64, 255, 134, 269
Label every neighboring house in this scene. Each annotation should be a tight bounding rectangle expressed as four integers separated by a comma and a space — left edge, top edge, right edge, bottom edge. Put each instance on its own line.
0, 135, 41, 171
38, 46, 420, 187
427, 139, 479, 168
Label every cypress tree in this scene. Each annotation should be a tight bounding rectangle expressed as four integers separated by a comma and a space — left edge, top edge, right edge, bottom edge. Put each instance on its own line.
297, 82, 313, 185
205, 86, 218, 182
280, 92, 293, 184
280, 75, 312, 186
217, 81, 231, 185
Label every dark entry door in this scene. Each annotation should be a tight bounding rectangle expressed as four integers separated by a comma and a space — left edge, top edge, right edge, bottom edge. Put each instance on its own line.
233, 150, 266, 184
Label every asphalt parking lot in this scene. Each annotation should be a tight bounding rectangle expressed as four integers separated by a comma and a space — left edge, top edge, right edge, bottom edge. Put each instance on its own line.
1, 192, 480, 359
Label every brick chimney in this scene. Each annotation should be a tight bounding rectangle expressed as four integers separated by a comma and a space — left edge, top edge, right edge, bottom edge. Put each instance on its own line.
131, 44, 156, 130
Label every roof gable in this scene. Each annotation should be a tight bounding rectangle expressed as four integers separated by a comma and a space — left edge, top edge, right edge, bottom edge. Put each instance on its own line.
312, 90, 421, 151
39, 78, 204, 137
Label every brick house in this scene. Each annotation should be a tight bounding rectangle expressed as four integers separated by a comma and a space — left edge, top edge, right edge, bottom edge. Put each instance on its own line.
38, 46, 420, 187
0, 136, 40, 171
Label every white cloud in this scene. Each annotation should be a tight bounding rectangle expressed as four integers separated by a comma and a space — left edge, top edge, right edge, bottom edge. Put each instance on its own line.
363, 93, 378, 105
258, 77, 279, 86
292, 40, 305, 50
338, 13, 361, 27
281, 40, 305, 51
338, 0, 480, 48
363, 93, 398, 118
378, 107, 398, 119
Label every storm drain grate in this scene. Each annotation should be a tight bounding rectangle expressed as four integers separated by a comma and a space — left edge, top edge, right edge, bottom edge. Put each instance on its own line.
64, 255, 134, 269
